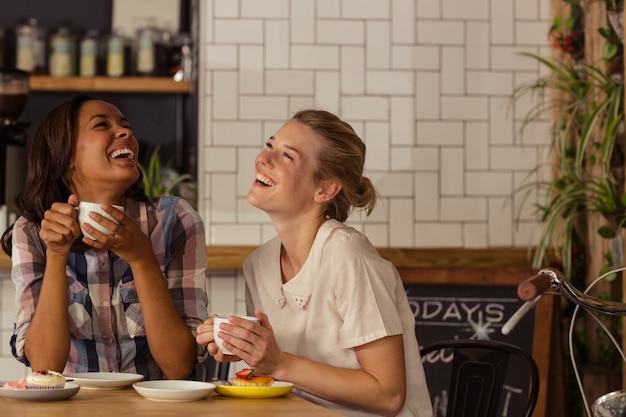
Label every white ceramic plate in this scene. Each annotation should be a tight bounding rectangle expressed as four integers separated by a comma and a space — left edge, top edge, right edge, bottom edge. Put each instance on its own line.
0, 382, 80, 402
132, 380, 216, 402
64, 372, 144, 390
215, 381, 294, 399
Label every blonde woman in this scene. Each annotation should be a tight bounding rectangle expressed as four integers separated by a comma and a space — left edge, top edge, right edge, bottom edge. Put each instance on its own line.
197, 110, 432, 417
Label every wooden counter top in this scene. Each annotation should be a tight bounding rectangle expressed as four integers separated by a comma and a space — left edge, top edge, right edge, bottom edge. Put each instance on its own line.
0, 246, 536, 271
0, 386, 342, 417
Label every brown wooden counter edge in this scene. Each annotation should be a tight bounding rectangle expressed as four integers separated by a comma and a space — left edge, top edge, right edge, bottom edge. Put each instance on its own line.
0, 246, 538, 272
206, 246, 537, 271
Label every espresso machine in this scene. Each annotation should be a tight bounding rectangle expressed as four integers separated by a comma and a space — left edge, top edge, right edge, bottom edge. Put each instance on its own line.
0, 68, 29, 229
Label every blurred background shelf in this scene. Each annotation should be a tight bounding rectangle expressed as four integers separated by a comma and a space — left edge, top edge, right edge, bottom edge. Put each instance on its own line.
30, 76, 190, 93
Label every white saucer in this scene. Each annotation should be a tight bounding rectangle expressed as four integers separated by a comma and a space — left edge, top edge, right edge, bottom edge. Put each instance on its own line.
0, 382, 80, 401
133, 380, 216, 402
64, 372, 144, 390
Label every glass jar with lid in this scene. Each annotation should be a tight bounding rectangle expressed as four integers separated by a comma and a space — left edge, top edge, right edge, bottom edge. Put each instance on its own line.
15, 18, 47, 74
134, 27, 170, 76
106, 30, 131, 77
79, 30, 103, 77
49, 26, 76, 77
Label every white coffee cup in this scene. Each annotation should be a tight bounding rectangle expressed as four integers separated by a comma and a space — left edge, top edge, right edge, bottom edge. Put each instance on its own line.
77, 202, 125, 240
213, 314, 259, 355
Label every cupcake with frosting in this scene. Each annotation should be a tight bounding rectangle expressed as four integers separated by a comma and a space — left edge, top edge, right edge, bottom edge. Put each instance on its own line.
25, 371, 66, 389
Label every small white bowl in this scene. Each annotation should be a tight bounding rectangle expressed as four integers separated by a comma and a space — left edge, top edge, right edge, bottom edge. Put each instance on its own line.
132, 380, 216, 402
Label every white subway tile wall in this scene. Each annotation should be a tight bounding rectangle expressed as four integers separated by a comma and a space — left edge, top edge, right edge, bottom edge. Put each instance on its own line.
196, 0, 551, 383
198, 0, 551, 250
0, 0, 552, 379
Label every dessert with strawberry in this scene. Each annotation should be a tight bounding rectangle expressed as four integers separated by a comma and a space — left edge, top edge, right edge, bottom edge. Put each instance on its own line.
233, 368, 274, 387
2, 370, 65, 390
25, 370, 66, 389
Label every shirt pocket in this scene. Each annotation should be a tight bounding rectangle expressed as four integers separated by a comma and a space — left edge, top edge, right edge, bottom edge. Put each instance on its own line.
119, 281, 146, 338
67, 279, 93, 340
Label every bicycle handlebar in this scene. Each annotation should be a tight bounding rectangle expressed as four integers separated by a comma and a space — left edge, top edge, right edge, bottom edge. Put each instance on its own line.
518, 268, 626, 316
518, 271, 552, 301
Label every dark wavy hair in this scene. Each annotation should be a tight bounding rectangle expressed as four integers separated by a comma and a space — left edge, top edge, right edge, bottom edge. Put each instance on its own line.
291, 109, 378, 222
1, 94, 146, 255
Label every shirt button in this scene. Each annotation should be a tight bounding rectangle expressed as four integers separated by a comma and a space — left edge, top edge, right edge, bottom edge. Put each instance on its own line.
103, 301, 109, 307
104, 337, 114, 345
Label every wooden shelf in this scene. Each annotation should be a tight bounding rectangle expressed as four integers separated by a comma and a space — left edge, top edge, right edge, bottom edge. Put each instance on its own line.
0, 246, 536, 271
30, 76, 190, 93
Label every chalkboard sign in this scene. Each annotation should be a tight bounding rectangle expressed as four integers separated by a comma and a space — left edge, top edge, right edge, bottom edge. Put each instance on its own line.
398, 267, 553, 417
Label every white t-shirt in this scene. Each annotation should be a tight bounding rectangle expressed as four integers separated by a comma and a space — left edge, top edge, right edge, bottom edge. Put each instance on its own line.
243, 219, 433, 417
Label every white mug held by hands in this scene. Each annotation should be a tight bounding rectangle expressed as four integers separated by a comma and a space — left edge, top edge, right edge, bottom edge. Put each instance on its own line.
213, 315, 259, 355
77, 202, 125, 240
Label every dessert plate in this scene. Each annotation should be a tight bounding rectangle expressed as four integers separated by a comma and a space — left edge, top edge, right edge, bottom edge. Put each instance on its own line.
215, 381, 294, 399
0, 382, 80, 401
64, 372, 144, 390
132, 380, 216, 402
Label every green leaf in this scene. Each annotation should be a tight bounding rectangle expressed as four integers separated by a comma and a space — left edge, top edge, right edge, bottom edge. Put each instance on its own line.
598, 225, 615, 239
604, 43, 619, 61
598, 26, 612, 39
598, 267, 617, 282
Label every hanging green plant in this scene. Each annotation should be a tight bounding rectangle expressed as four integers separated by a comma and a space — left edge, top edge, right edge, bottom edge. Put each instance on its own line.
512, 52, 624, 278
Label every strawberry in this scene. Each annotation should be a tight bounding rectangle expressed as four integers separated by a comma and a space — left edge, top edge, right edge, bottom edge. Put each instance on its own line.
235, 368, 256, 380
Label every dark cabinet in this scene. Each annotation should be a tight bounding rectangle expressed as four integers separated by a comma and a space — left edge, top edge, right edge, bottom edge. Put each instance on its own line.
0, 0, 198, 176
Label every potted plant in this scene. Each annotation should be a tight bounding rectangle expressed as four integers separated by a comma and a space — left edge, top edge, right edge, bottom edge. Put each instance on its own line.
138, 144, 197, 207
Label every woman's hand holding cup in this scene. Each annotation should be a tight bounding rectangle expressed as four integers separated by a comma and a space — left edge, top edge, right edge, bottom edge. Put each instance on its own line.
214, 315, 260, 354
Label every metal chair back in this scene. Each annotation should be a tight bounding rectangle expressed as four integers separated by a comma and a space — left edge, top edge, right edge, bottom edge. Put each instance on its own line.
419, 339, 539, 417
